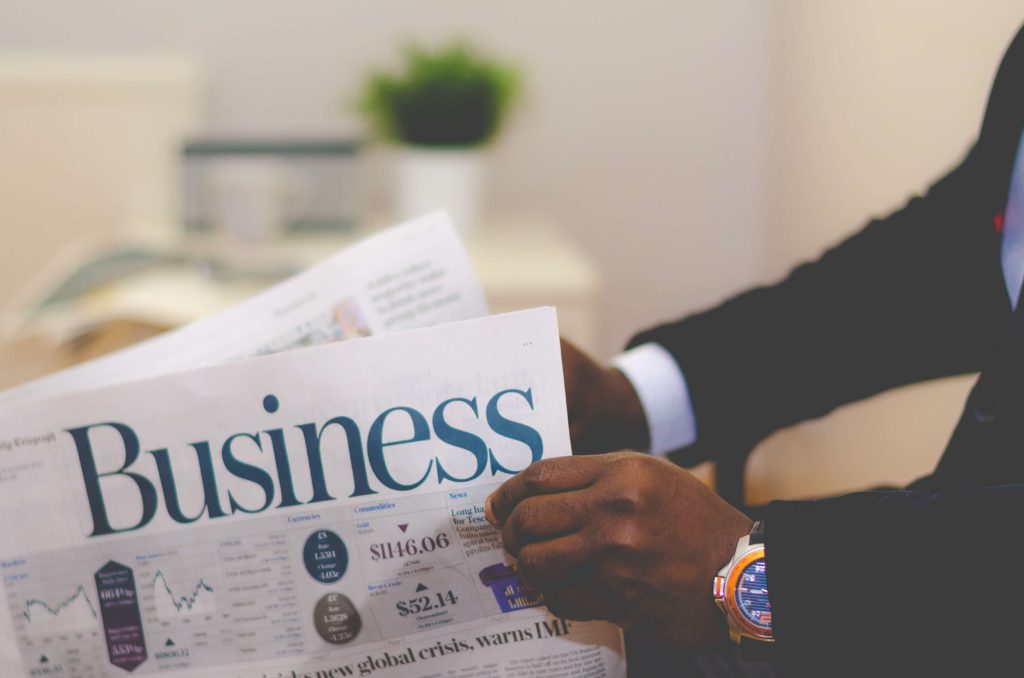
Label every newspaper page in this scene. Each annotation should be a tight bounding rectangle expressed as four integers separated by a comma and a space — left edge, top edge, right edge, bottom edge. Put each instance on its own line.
1, 212, 488, 403
0, 308, 627, 678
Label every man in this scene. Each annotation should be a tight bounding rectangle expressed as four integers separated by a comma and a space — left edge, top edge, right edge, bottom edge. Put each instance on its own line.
486, 24, 1024, 676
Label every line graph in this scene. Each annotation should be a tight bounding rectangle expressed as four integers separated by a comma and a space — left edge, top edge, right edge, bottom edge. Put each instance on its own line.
152, 569, 217, 619
20, 584, 100, 635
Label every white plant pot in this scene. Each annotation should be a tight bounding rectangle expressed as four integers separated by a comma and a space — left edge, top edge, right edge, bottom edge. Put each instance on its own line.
395, 147, 484, 239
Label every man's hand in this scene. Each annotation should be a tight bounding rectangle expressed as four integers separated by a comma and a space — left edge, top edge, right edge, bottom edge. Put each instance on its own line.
561, 339, 648, 454
486, 452, 752, 650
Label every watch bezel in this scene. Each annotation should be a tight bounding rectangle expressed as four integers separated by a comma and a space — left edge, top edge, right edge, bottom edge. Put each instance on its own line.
724, 545, 773, 641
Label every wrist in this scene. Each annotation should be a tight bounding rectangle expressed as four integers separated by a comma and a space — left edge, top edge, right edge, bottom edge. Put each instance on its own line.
712, 514, 755, 569
603, 367, 650, 451
611, 343, 697, 456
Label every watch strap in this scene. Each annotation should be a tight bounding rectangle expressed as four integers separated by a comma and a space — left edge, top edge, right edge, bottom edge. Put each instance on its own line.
740, 636, 774, 662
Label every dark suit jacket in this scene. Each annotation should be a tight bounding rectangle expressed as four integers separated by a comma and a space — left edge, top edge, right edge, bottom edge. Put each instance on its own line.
629, 25, 1024, 676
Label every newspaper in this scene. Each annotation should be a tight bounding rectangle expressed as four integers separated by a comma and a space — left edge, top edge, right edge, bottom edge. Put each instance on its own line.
0, 308, 626, 677
0, 215, 628, 676
1, 212, 489, 403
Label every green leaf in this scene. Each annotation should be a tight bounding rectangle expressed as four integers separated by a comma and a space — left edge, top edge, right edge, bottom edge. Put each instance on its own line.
356, 41, 523, 147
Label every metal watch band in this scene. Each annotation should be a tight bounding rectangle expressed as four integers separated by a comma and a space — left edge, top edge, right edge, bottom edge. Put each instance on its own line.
749, 519, 765, 545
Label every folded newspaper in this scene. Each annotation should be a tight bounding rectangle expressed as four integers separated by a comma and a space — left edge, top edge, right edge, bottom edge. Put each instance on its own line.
0, 214, 627, 677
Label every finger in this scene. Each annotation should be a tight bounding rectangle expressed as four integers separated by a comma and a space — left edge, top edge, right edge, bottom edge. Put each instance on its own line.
501, 489, 590, 557
514, 533, 594, 588
487, 456, 603, 527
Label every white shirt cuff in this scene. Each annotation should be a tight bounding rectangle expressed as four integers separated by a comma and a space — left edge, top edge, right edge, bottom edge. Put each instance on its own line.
612, 342, 698, 456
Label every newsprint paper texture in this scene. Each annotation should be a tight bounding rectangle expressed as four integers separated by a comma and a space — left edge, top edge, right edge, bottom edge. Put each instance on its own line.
0, 308, 627, 677
1, 212, 489, 404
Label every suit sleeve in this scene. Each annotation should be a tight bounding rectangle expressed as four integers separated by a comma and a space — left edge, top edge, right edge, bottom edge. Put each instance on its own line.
628, 147, 1011, 462
764, 486, 1024, 674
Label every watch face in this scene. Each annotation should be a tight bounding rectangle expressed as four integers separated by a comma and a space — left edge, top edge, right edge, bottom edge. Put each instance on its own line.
734, 557, 771, 632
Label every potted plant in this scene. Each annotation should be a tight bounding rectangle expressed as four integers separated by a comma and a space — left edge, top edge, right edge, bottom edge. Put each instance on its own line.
359, 42, 521, 237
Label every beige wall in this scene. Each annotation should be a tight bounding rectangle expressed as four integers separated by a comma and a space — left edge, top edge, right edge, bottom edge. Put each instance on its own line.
748, 2, 1023, 502
765, 0, 1023, 277
0, 55, 201, 312
2, 1, 1022, 500
0, 0, 773, 355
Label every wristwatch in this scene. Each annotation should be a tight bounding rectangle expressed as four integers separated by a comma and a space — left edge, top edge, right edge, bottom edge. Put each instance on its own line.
713, 520, 774, 657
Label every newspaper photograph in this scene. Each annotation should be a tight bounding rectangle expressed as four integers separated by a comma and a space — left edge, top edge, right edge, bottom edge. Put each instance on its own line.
0, 308, 627, 677
1, 212, 488, 404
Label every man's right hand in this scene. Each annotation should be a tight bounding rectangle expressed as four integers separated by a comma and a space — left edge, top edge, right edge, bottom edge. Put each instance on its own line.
561, 339, 650, 454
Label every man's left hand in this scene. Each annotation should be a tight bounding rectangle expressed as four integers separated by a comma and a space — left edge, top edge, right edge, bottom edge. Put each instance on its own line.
486, 452, 752, 650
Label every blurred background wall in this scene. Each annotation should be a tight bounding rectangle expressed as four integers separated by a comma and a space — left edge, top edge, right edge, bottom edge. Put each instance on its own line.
2, 0, 1023, 500
750, 1, 1024, 501
0, 0, 772, 353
